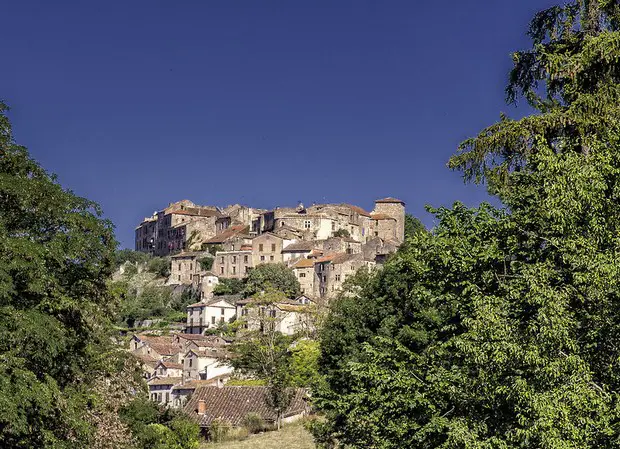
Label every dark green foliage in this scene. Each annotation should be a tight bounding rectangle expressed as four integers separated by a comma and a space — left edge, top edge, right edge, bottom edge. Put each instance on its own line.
243, 412, 267, 434
243, 263, 300, 297
314, 3, 620, 448
0, 102, 119, 447
115, 249, 150, 267
332, 229, 350, 238
119, 397, 200, 449
147, 257, 171, 278
197, 256, 214, 271
403, 214, 426, 238
213, 277, 245, 296
205, 244, 223, 256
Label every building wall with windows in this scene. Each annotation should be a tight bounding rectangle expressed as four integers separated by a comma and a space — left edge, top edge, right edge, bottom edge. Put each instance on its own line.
252, 233, 287, 266
213, 250, 252, 278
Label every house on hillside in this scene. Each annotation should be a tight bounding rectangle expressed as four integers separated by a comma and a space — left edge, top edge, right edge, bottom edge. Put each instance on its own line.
186, 296, 239, 334
235, 296, 315, 336
152, 360, 183, 378
148, 376, 183, 406
183, 348, 233, 381
183, 386, 309, 432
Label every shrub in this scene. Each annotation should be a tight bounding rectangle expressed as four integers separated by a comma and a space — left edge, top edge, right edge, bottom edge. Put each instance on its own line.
209, 418, 232, 442
147, 257, 171, 278
243, 412, 266, 434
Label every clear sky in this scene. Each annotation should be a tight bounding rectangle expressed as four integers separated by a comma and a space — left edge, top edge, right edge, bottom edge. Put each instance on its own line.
2, 0, 555, 248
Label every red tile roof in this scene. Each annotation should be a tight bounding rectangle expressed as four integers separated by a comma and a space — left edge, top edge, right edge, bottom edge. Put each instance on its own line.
371, 213, 396, 220
183, 386, 308, 427
292, 258, 315, 269
148, 376, 183, 386
375, 197, 405, 204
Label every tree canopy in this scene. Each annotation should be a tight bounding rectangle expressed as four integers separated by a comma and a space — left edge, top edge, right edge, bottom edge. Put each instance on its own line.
0, 102, 127, 448
243, 263, 300, 298
313, 2, 620, 448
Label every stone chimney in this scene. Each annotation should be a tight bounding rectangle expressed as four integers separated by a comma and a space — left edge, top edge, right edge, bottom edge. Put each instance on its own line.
197, 400, 206, 415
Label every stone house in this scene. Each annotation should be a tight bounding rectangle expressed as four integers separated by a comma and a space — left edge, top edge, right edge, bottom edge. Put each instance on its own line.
171, 376, 230, 409
362, 237, 399, 263
148, 376, 182, 406
282, 240, 316, 264
320, 236, 362, 255
370, 198, 406, 244
153, 360, 184, 378
213, 249, 252, 278
196, 272, 219, 301
183, 386, 309, 430
130, 334, 181, 361
169, 251, 209, 285
235, 297, 315, 336
133, 353, 160, 379
291, 258, 315, 296
252, 233, 291, 266
315, 253, 376, 299
202, 225, 252, 251
183, 348, 233, 381
135, 200, 223, 256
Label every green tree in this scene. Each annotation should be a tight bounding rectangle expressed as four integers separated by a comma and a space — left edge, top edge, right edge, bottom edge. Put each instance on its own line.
0, 102, 126, 448
147, 257, 171, 278
244, 263, 300, 297
314, 3, 620, 448
403, 214, 426, 239
213, 277, 245, 296
197, 256, 214, 271
332, 229, 350, 238
289, 339, 320, 388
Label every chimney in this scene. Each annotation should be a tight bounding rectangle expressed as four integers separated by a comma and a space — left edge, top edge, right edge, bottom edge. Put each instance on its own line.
198, 400, 206, 415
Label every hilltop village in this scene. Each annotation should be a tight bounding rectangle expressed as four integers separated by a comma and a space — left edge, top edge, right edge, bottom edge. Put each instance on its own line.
128, 197, 406, 432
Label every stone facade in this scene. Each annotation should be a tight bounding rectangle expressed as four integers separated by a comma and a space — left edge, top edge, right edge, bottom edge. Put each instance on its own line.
314, 253, 376, 299
169, 251, 208, 285
252, 233, 289, 266
291, 258, 315, 296
371, 198, 406, 244
214, 250, 252, 278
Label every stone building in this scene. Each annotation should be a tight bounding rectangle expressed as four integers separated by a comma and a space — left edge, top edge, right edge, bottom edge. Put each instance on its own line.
169, 251, 209, 285
135, 200, 223, 256
185, 296, 238, 334
252, 233, 291, 266
235, 297, 315, 336
314, 253, 376, 299
282, 241, 317, 264
213, 249, 253, 278
370, 198, 406, 244
291, 258, 315, 296
183, 348, 233, 381
320, 236, 362, 255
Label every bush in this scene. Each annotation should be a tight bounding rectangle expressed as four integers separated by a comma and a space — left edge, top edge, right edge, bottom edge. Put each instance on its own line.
243, 413, 266, 434
147, 257, 171, 278
213, 278, 245, 296
198, 256, 214, 271
209, 418, 232, 442
332, 229, 350, 238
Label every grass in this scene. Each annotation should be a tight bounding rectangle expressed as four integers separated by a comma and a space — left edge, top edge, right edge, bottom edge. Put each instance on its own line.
202, 421, 315, 449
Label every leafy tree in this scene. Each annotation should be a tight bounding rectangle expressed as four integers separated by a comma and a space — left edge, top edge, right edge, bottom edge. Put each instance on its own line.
114, 248, 151, 267
289, 339, 320, 388
403, 214, 426, 239
243, 263, 300, 297
213, 277, 245, 296
332, 229, 350, 238
147, 257, 171, 278
314, 3, 620, 448
0, 102, 127, 448
197, 256, 214, 271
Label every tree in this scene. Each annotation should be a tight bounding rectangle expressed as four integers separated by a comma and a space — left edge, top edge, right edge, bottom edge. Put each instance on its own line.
332, 229, 350, 238
0, 102, 128, 447
147, 257, 171, 278
313, 3, 620, 448
243, 263, 300, 297
403, 214, 425, 239
213, 277, 245, 296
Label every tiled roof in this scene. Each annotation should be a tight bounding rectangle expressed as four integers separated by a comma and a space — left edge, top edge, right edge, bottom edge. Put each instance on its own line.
370, 213, 396, 220
292, 258, 315, 269
316, 253, 340, 263
172, 377, 228, 391
148, 376, 183, 386
340, 204, 371, 217
131, 352, 159, 368
187, 302, 207, 308
203, 226, 250, 244
186, 348, 232, 360
148, 342, 181, 356
183, 386, 308, 427
375, 197, 405, 204
332, 253, 362, 264
205, 296, 237, 307
282, 241, 316, 252
156, 360, 183, 370
171, 251, 207, 259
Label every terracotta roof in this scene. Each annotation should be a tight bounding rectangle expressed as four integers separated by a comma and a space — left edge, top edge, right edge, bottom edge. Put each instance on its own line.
148, 376, 183, 386
156, 360, 183, 370
282, 241, 316, 252
203, 226, 250, 244
186, 348, 232, 360
148, 342, 181, 357
131, 352, 159, 368
341, 204, 371, 217
187, 302, 207, 308
184, 386, 308, 427
205, 296, 237, 307
177, 333, 212, 342
172, 374, 231, 391
375, 197, 405, 204
240, 245, 252, 251
370, 213, 396, 220
292, 258, 315, 269
331, 253, 362, 264
316, 253, 340, 263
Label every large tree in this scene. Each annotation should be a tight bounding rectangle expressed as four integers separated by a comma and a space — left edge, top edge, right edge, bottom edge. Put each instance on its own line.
0, 102, 131, 448
313, 2, 620, 448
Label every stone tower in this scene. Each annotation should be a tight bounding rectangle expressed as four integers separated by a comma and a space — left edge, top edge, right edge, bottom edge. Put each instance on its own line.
373, 198, 406, 243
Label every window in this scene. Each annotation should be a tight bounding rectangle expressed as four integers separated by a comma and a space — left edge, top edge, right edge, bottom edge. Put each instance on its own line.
271, 244, 276, 252
220, 267, 224, 274
304, 220, 311, 229
374, 231, 379, 236
299, 272, 306, 278
335, 274, 341, 281
201, 291, 204, 299
220, 257, 224, 263
221, 308, 225, 315
332, 222, 335, 230
259, 244, 264, 251
220, 316, 224, 323
189, 263, 193, 270
232, 266, 236, 274
211, 316, 216, 324
245, 266, 250, 273
165, 392, 170, 403
178, 264, 181, 270
269, 310, 277, 318
158, 393, 162, 402
260, 255, 265, 261
270, 255, 274, 261
178, 275, 181, 281
232, 256, 237, 263
244, 255, 248, 263
189, 359, 193, 367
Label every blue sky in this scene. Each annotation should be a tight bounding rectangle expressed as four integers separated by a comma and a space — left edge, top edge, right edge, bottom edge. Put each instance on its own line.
2, 0, 555, 248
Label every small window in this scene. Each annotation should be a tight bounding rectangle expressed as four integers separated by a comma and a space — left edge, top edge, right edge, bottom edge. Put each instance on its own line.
221, 308, 225, 315
220, 267, 224, 274
158, 393, 162, 402
270, 255, 274, 261
189, 359, 193, 367
244, 255, 248, 263
271, 244, 276, 252
335, 274, 341, 281
245, 266, 250, 273
233, 256, 237, 263
259, 244, 264, 251
331, 222, 335, 230
211, 316, 216, 324
221, 257, 224, 263
220, 316, 225, 323
232, 266, 236, 274
190, 263, 193, 270
304, 220, 311, 229
165, 392, 170, 403
178, 275, 181, 281
299, 272, 306, 278
178, 264, 181, 270
261, 255, 265, 261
